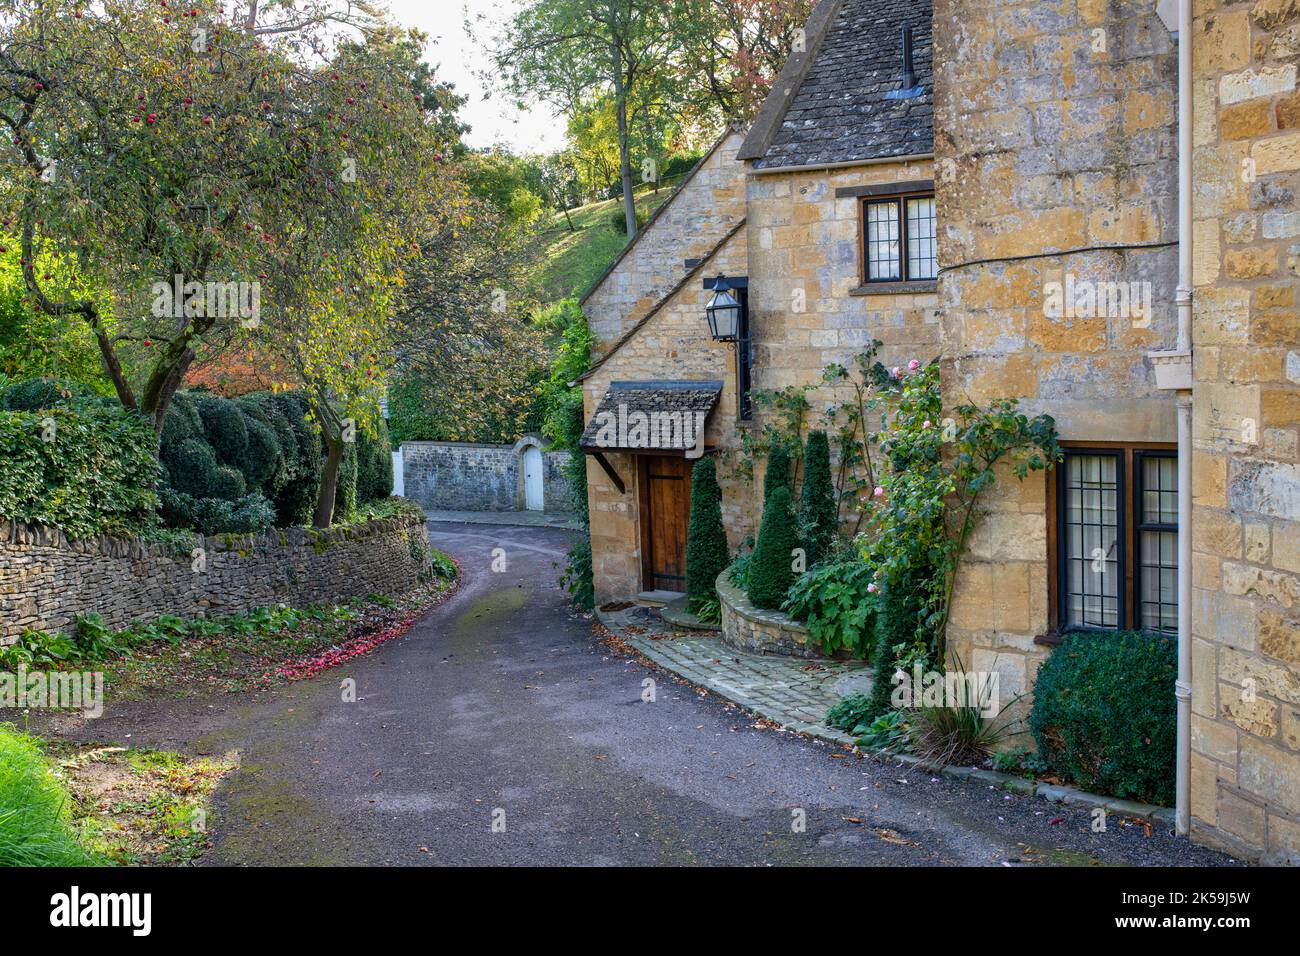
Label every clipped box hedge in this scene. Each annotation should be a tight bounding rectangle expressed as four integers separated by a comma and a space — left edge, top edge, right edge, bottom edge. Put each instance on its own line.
0, 406, 160, 540
1029, 630, 1177, 806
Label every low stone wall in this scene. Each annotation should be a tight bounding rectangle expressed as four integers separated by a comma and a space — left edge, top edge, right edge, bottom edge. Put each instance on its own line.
400, 436, 572, 513
717, 569, 819, 659
0, 513, 432, 643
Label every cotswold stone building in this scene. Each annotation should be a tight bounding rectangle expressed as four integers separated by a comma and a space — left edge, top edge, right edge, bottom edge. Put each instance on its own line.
578, 0, 1299, 863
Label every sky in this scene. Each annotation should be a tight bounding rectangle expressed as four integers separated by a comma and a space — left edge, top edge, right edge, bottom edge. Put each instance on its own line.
385, 0, 568, 154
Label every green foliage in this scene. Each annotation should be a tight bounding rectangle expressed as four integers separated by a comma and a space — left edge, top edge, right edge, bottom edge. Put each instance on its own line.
865, 359, 1060, 668
356, 421, 394, 504
0, 725, 99, 866
333, 440, 359, 519
798, 430, 837, 567
1029, 631, 1177, 805
561, 530, 596, 610
782, 552, 878, 658
0, 246, 110, 394
608, 205, 648, 234
0, 376, 100, 412
869, 578, 924, 718
907, 684, 1019, 766
727, 546, 753, 590
685, 457, 728, 612
747, 486, 797, 610
763, 440, 792, 502
0, 405, 159, 539
856, 709, 910, 752
155, 390, 333, 534
826, 692, 877, 735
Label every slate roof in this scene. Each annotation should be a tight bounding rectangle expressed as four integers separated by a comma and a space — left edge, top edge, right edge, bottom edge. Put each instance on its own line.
580, 381, 723, 452
741, 0, 934, 170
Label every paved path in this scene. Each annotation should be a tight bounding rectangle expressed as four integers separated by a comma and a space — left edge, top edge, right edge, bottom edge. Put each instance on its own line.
605, 607, 870, 742
66, 521, 1235, 866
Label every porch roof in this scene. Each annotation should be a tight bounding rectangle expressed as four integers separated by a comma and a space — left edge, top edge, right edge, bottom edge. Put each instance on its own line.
579, 380, 723, 453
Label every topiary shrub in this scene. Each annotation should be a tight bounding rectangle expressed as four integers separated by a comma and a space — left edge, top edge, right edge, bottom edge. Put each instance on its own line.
798, 429, 837, 567
685, 457, 728, 615
1029, 631, 1177, 805
161, 392, 204, 449
195, 395, 248, 467
234, 406, 285, 491
165, 439, 221, 499
747, 486, 797, 610
763, 441, 792, 503
209, 465, 247, 501
866, 573, 926, 718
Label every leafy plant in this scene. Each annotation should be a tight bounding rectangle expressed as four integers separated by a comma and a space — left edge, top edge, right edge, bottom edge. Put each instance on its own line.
907, 695, 1020, 767
691, 593, 721, 625
856, 709, 910, 752
1029, 631, 1176, 805
0, 405, 160, 540
783, 552, 878, 658
826, 692, 876, 734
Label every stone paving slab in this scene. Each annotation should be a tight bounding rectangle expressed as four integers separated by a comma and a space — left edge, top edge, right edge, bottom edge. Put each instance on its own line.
598, 608, 871, 746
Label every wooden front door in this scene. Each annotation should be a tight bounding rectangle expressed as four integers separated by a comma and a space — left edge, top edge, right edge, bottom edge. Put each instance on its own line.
640, 455, 693, 592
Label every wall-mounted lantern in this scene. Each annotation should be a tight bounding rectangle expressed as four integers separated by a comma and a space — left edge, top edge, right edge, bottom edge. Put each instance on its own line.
704, 274, 741, 342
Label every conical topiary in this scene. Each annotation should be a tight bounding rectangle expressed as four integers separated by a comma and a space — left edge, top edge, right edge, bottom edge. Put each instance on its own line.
798, 429, 837, 568
685, 457, 729, 612
748, 486, 798, 609
763, 441, 791, 502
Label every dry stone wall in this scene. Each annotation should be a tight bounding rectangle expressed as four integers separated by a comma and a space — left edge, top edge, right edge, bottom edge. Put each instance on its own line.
0, 513, 432, 643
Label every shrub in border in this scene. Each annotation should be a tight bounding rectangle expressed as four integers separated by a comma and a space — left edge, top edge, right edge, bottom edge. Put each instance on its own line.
1029, 630, 1177, 805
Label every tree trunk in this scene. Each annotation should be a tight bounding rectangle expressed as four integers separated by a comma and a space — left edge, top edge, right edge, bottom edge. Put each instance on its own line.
314, 434, 344, 528
612, 55, 637, 239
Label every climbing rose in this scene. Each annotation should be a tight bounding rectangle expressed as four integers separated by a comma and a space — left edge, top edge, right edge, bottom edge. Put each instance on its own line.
908, 359, 920, 371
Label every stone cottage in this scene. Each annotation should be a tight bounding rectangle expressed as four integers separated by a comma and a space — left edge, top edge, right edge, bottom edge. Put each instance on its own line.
577, 0, 1300, 864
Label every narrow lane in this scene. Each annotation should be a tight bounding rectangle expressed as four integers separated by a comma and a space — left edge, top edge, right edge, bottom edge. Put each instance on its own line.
191, 520, 1229, 866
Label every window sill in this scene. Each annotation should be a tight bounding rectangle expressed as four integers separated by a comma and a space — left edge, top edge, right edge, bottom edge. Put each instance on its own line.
849, 280, 937, 296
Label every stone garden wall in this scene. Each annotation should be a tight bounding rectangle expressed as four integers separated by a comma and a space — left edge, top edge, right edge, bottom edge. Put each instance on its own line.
717, 570, 819, 659
0, 512, 432, 643
400, 438, 573, 514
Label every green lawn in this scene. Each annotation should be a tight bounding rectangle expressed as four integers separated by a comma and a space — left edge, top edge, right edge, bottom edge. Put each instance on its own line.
525, 179, 683, 303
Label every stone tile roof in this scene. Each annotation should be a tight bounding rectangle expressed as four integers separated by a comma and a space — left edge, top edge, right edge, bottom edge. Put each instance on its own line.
746, 0, 934, 170
580, 381, 723, 452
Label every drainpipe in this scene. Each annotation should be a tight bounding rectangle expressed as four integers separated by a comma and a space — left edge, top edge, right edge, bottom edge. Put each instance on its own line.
1151, 0, 1193, 837
1175, 392, 1192, 836
1174, 0, 1194, 838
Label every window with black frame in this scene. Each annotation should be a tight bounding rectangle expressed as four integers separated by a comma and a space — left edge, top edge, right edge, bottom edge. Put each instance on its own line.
862, 192, 937, 282
1056, 446, 1178, 635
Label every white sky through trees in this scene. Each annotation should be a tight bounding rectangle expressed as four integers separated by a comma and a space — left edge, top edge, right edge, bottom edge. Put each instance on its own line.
387, 0, 567, 153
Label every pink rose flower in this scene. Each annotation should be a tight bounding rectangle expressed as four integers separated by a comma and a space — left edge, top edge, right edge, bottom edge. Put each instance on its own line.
873, 486, 884, 497
908, 359, 920, 371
